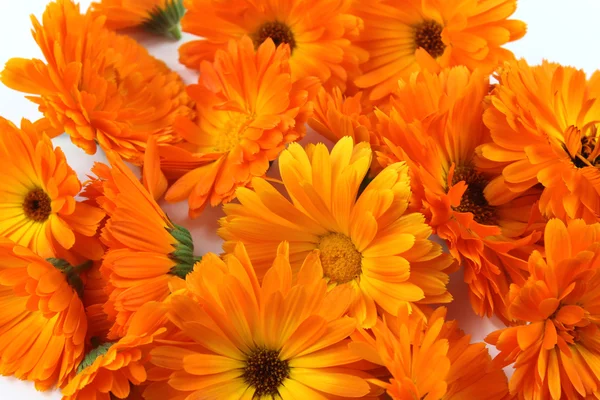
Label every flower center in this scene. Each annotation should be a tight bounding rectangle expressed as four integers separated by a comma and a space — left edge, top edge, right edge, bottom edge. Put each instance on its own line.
573, 136, 600, 168
451, 166, 496, 225
23, 188, 52, 222
318, 233, 362, 284
242, 347, 290, 397
252, 21, 296, 51
414, 20, 445, 58
213, 112, 251, 153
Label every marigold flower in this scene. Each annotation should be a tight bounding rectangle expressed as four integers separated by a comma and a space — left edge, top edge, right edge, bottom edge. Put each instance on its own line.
61, 302, 169, 399
145, 242, 373, 399
94, 152, 200, 339
1, 0, 192, 164
353, 0, 526, 101
487, 219, 600, 400
92, 0, 185, 39
0, 117, 105, 264
219, 137, 455, 328
351, 305, 509, 399
376, 67, 544, 322
0, 238, 89, 390
155, 36, 319, 217
179, 0, 368, 90
479, 59, 600, 224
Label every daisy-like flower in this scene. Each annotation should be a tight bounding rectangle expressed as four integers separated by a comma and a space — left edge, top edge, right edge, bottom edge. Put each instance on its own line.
61, 302, 169, 399
154, 36, 319, 217
92, 0, 185, 39
0, 238, 89, 390
178, 0, 368, 90
219, 137, 455, 328
486, 219, 600, 399
351, 305, 509, 399
479, 60, 600, 224
1, 0, 192, 164
0, 117, 105, 263
353, 0, 526, 101
376, 67, 544, 322
145, 241, 372, 399
95, 152, 200, 339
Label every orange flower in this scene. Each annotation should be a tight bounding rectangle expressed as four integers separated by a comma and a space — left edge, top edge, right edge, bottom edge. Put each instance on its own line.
479, 60, 600, 224
92, 0, 185, 39
376, 67, 544, 322
61, 302, 169, 399
155, 36, 319, 217
145, 242, 373, 399
353, 0, 526, 101
219, 137, 455, 328
351, 306, 509, 399
93, 151, 200, 339
179, 0, 368, 90
486, 219, 600, 400
0, 117, 105, 264
1, 0, 192, 164
0, 238, 89, 390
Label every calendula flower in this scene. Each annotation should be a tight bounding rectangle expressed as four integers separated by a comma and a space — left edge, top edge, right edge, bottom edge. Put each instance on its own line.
1, 0, 192, 164
145, 241, 372, 399
353, 0, 526, 101
487, 219, 600, 400
219, 137, 455, 328
95, 152, 200, 339
92, 0, 185, 39
0, 238, 89, 390
376, 67, 544, 322
179, 0, 368, 90
479, 60, 600, 224
155, 36, 319, 217
61, 302, 168, 399
0, 117, 105, 264
351, 305, 510, 399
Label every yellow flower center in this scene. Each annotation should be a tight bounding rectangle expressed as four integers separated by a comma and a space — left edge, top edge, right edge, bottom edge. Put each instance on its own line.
318, 232, 362, 284
414, 20, 445, 58
252, 21, 296, 51
23, 188, 52, 222
213, 112, 251, 153
451, 166, 497, 225
242, 347, 290, 397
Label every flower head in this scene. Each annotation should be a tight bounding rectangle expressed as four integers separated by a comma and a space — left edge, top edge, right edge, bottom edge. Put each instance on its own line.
179, 0, 368, 90
219, 137, 455, 328
376, 67, 544, 322
94, 152, 200, 339
61, 302, 168, 399
156, 36, 319, 217
353, 0, 526, 101
92, 0, 186, 39
145, 242, 372, 399
479, 59, 600, 224
351, 305, 509, 399
1, 0, 192, 164
487, 219, 600, 399
0, 238, 89, 390
0, 117, 105, 264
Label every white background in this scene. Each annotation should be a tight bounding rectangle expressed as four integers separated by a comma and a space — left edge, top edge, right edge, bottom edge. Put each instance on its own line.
0, 0, 599, 398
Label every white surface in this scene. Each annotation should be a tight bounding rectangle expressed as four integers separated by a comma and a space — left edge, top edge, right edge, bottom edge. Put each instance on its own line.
0, 0, 599, 398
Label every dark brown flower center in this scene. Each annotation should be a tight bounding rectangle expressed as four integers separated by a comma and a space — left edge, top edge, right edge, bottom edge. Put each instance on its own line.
414, 20, 445, 58
318, 232, 362, 284
573, 136, 600, 168
451, 166, 497, 225
252, 21, 296, 51
243, 347, 290, 397
23, 188, 52, 222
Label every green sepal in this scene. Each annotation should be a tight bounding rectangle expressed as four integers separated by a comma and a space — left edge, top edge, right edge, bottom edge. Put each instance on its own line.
168, 223, 201, 279
170, 223, 194, 249
77, 342, 114, 374
47, 258, 93, 299
140, 0, 185, 40
169, 256, 202, 279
